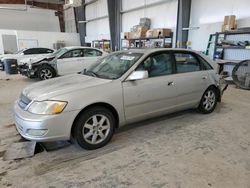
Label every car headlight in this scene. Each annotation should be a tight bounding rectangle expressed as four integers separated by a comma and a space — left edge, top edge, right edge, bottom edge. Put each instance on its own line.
28, 101, 67, 115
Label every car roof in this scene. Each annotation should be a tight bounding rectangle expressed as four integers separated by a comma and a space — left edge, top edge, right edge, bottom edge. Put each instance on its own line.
64, 46, 102, 51
121, 48, 202, 55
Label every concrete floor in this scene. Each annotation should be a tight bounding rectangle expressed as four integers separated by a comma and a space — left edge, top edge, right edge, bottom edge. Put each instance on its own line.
0, 71, 250, 188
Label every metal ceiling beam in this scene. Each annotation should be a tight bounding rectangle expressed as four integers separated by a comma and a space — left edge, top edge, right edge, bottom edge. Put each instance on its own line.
82, 0, 98, 6
0, 0, 63, 10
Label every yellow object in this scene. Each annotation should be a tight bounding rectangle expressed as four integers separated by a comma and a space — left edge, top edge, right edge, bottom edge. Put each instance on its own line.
52, 103, 67, 114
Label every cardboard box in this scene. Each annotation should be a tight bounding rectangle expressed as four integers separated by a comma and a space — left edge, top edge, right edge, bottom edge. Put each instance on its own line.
131, 26, 148, 38
223, 15, 236, 29
121, 32, 131, 39
153, 28, 172, 37
221, 23, 237, 32
140, 17, 151, 28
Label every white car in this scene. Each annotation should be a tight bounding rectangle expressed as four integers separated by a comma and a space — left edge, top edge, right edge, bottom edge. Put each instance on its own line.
0, 48, 54, 70
19, 46, 107, 80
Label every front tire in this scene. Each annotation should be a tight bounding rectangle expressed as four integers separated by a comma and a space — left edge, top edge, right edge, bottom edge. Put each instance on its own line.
73, 107, 115, 150
38, 65, 56, 80
198, 87, 218, 114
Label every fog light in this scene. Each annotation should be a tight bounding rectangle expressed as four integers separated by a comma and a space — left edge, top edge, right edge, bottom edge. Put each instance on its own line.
27, 129, 48, 136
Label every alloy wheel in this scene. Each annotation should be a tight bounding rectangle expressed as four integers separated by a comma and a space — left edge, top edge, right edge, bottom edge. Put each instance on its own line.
202, 90, 216, 111
40, 69, 53, 80
82, 114, 111, 145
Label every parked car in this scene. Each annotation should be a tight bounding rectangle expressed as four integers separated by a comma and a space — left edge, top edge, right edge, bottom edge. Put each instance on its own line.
0, 48, 54, 71
14, 49, 227, 150
19, 46, 107, 80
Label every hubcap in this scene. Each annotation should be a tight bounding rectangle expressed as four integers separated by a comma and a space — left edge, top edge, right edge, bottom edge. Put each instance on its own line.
40, 69, 53, 80
82, 114, 110, 145
203, 90, 216, 111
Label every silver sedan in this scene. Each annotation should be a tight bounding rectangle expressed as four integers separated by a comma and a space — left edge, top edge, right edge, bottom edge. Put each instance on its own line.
14, 49, 226, 150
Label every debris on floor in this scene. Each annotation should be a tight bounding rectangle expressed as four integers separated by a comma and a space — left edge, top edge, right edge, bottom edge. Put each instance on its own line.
3, 141, 36, 161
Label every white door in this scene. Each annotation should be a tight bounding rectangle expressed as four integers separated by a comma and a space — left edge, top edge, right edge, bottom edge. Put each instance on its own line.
122, 52, 178, 123
56, 49, 84, 75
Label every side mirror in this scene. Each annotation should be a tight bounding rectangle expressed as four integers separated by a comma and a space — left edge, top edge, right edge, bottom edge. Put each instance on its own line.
126, 71, 148, 81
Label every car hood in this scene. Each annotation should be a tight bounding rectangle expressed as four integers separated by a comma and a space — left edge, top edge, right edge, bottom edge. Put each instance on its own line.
22, 74, 112, 101
19, 55, 50, 65
25, 55, 56, 65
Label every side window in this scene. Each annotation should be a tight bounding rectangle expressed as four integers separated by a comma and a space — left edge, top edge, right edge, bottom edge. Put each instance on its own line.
23, 48, 39, 55
61, 49, 83, 59
198, 56, 213, 70
136, 53, 173, 77
84, 49, 102, 57
174, 53, 200, 73
38, 48, 54, 54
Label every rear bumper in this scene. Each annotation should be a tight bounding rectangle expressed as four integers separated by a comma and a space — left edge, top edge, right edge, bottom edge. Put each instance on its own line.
218, 76, 228, 101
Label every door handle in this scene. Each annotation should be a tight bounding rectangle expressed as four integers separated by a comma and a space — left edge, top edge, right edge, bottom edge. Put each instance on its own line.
202, 76, 208, 80
167, 81, 175, 86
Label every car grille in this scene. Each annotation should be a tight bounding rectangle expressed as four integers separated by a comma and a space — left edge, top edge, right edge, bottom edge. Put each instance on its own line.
18, 93, 31, 110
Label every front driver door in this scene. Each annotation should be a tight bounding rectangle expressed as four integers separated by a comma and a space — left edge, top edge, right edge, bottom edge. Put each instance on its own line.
122, 52, 178, 123
56, 49, 84, 75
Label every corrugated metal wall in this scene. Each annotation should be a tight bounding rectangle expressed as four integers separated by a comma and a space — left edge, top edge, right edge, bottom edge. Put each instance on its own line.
85, 0, 110, 42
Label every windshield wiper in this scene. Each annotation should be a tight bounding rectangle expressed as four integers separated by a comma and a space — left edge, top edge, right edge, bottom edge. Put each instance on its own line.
84, 70, 99, 78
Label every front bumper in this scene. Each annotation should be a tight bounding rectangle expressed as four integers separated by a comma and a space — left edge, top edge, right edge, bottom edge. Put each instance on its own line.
18, 65, 37, 78
14, 101, 78, 142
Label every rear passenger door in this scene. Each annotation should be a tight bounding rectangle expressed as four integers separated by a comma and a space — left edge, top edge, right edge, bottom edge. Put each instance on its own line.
172, 51, 211, 108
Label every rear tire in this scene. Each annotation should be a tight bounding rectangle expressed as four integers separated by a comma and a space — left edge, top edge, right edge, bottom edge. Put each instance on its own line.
198, 87, 218, 114
73, 107, 115, 150
38, 65, 56, 80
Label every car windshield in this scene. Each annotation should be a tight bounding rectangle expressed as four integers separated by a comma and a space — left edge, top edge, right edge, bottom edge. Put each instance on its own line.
52, 48, 68, 57
15, 49, 26, 54
84, 52, 143, 80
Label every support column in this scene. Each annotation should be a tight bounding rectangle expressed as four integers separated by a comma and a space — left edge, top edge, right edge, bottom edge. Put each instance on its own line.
75, 0, 86, 46
176, 0, 192, 48
107, 0, 122, 51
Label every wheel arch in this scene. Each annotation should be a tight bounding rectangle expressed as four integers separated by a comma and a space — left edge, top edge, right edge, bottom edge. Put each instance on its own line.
70, 102, 120, 137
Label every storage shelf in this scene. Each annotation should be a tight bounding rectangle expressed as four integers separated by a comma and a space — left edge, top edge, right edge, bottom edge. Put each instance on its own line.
216, 46, 250, 50
121, 34, 173, 50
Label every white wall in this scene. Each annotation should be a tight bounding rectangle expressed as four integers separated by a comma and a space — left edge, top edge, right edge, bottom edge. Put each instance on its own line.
122, 0, 177, 31
85, 0, 110, 42
189, 0, 250, 52
0, 4, 60, 32
0, 29, 80, 55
